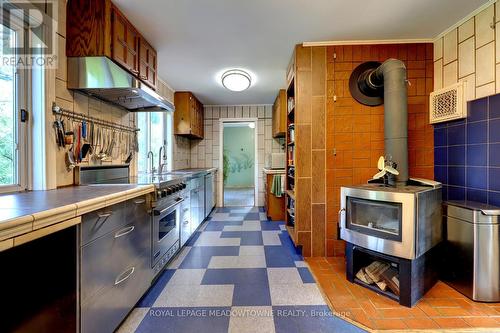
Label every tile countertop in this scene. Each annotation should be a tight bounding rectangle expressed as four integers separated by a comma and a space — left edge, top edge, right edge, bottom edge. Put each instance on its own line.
263, 168, 286, 174
0, 184, 155, 250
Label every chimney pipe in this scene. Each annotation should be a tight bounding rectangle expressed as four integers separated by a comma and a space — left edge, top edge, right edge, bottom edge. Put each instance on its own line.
371, 59, 408, 185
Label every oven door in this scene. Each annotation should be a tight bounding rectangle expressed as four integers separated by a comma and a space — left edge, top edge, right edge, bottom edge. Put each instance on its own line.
340, 187, 416, 259
152, 198, 183, 267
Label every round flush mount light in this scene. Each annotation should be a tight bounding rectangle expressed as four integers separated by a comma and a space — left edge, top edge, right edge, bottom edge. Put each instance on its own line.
221, 69, 252, 92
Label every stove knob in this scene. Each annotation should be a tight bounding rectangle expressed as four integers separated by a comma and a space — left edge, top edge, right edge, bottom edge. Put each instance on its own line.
161, 190, 167, 197
167, 187, 173, 195
181, 183, 186, 189
157, 190, 162, 198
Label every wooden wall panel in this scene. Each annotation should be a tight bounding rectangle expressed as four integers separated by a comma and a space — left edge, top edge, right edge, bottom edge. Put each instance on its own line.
311, 150, 325, 204
296, 177, 311, 232
311, 204, 326, 257
295, 124, 311, 177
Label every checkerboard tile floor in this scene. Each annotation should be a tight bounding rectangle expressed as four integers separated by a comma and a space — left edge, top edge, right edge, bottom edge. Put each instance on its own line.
117, 207, 365, 333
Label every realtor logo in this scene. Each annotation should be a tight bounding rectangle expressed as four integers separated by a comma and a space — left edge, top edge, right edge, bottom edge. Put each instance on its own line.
1, 0, 58, 68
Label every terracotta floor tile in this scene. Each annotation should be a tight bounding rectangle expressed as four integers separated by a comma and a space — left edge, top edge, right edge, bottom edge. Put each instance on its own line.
378, 308, 414, 319
349, 308, 374, 329
372, 318, 408, 330
425, 298, 460, 307
464, 317, 500, 328
330, 297, 361, 309
404, 317, 440, 329
433, 317, 470, 329
436, 306, 472, 317
359, 300, 380, 318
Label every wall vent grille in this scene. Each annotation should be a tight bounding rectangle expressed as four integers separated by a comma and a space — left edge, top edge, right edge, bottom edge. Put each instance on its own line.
429, 82, 467, 124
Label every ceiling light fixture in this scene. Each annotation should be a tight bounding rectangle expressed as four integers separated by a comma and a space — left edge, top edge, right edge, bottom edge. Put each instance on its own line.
221, 69, 252, 92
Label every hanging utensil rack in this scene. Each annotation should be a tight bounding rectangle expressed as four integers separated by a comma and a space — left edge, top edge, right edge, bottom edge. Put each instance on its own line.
52, 102, 140, 133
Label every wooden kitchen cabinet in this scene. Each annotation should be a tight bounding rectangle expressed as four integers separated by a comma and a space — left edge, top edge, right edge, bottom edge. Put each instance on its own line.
174, 92, 204, 139
272, 89, 287, 138
66, 0, 158, 90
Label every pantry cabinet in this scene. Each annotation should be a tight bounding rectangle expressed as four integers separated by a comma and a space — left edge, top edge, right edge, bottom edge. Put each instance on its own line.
272, 89, 287, 138
174, 92, 204, 139
66, 0, 158, 90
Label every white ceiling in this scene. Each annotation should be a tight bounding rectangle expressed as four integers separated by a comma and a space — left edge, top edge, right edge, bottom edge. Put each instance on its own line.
114, 0, 489, 105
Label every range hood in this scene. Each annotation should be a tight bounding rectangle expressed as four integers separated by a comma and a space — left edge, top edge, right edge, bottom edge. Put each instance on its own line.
67, 57, 174, 112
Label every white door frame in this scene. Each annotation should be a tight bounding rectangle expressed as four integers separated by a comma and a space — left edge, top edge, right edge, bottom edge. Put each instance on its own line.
218, 118, 259, 207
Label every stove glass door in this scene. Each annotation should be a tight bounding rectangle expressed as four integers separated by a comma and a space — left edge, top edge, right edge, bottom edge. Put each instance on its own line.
347, 197, 402, 241
158, 208, 177, 242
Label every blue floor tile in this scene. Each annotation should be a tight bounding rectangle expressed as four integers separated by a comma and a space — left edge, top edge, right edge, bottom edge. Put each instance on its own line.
232, 283, 272, 306
179, 246, 240, 269
229, 212, 260, 220
220, 231, 263, 245
260, 221, 283, 230
273, 305, 366, 333
137, 269, 176, 307
297, 267, 315, 284
264, 246, 297, 267
135, 307, 231, 333
184, 231, 202, 246
259, 207, 265, 212
202, 268, 268, 285
204, 220, 243, 231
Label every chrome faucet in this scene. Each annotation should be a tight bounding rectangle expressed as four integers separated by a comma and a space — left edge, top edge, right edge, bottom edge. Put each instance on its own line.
147, 151, 156, 174
158, 145, 166, 174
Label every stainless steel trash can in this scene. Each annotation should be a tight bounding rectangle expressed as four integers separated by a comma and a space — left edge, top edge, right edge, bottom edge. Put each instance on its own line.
443, 201, 500, 302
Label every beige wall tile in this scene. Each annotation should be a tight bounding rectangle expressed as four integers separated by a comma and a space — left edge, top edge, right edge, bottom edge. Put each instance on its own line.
443, 60, 458, 87
497, 1, 500, 23
496, 64, 500, 93
476, 82, 495, 98
496, 21, 500, 63
475, 5, 495, 48
434, 59, 443, 90
459, 73, 476, 101
458, 18, 475, 43
458, 37, 475, 78
476, 42, 495, 86
434, 38, 443, 60
443, 29, 458, 64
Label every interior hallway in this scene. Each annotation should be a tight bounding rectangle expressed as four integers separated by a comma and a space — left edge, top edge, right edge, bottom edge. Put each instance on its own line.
223, 188, 255, 207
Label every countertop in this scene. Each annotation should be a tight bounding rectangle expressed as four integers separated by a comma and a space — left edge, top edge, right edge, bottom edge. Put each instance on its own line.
263, 168, 286, 174
0, 184, 154, 250
174, 167, 218, 176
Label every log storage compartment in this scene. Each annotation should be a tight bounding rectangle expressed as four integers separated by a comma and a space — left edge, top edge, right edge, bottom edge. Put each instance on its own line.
346, 243, 440, 307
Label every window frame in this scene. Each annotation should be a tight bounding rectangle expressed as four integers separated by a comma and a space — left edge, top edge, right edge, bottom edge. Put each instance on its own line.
137, 111, 173, 174
0, 14, 29, 193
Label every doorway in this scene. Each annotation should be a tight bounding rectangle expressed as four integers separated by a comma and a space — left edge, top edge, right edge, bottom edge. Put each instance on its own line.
220, 120, 257, 207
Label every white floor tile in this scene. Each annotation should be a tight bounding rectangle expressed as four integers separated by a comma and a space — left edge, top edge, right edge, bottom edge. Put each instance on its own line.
267, 268, 303, 285
116, 308, 149, 333
228, 306, 275, 333
239, 245, 265, 256
294, 261, 308, 268
167, 269, 206, 285
211, 213, 244, 221
167, 246, 191, 269
208, 255, 267, 268
223, 220, 261, 231
279, 225, 286, 231
269, 284, 326, 306
153, 285, 234, 307
194, 231, 241, 246
262, 231, 282, 245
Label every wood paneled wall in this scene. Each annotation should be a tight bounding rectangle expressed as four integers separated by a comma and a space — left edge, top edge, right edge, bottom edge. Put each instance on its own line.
292, 43, 435, 257
325, 43, 435, 257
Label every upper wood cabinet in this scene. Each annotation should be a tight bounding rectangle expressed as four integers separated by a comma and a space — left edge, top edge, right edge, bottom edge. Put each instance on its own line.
66, 0, 158, 90
174, 92, 204, 139
272, 89, 287, 138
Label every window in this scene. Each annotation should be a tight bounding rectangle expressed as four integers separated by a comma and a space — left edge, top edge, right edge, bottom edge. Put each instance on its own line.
137, 112, 173, 174
0, 21, 27, 193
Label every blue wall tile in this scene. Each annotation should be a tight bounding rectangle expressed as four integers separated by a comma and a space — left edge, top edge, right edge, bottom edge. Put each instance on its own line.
467, 145, 487, 166
489, 191, 500, 206
466, 167, 487, 189
467, 189, 488, 203
448, 186, 466, 200
448, 146, 466, 165
441, 185, 448, 201
448, 124, 466, 145
434, 147, 447, 165
489, 168, 500, 192
434, 128, 448, 147
448, 166, 466, 186
490, 119, 500, 143
467, 121, 487, 144
489, 94, 500, 119
470, 97, 488, 121
435, 166, 447, 184
490, 143, 500, 167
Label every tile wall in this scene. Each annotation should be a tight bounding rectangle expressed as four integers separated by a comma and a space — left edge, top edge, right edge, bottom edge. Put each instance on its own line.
191, 105, 285, 206
434, 2, 499, 100
434, 93, 500, 205
173, 136, 191, 170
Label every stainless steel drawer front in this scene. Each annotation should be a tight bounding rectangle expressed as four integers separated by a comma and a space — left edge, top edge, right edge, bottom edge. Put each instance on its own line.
81, 201, 127, 245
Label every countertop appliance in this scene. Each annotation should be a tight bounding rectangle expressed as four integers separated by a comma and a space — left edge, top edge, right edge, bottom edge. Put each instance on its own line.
265, 153, 286, 169
340, 179, 442, 260
442, 201, 500, 302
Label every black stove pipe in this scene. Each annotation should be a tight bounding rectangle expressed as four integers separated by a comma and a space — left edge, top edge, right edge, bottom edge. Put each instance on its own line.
366, 59, 409, 185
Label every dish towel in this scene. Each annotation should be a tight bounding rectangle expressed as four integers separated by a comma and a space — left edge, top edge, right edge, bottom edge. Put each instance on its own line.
271, 174, 283, 197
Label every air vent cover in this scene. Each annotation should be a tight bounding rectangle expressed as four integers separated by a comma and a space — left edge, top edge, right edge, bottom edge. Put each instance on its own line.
429, 82, 467, 124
